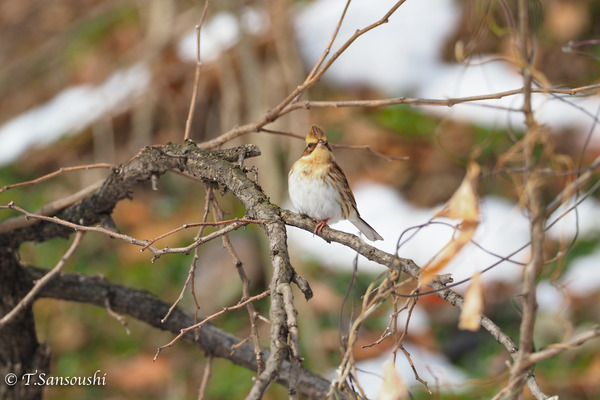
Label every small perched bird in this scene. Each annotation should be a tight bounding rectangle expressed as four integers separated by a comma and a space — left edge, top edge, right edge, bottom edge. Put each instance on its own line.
288, 125, 383, 241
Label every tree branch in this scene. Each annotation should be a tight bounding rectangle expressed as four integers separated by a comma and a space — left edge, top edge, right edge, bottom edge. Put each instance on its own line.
0, 231, 84, 328
25, 266, 335, 400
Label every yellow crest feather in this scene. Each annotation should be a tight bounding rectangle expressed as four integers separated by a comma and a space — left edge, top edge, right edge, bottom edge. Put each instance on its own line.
306, 125, 327, 144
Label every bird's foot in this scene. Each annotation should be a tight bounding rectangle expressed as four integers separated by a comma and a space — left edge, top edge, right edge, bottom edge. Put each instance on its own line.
313, 218, 330, 235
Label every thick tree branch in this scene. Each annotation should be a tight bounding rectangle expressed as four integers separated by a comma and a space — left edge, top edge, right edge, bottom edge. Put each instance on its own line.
0, 143, 261, 247
24, 266, 334, 400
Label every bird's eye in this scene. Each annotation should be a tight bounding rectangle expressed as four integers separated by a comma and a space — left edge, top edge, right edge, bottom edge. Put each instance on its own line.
307, 143, 314, 149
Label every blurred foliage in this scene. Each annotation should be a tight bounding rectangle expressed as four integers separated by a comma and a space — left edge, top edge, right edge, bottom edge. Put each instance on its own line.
65, 5, 139, 63
378, 106, 438, 139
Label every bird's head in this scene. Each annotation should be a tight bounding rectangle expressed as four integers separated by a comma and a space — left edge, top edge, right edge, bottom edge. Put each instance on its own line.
303, 125, 332, 158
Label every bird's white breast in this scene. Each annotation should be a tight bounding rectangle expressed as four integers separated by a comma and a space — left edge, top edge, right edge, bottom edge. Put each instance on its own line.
288, 164, 343, 223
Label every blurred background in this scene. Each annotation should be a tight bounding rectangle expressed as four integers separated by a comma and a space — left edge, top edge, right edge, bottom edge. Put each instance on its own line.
1, 0, 600, 398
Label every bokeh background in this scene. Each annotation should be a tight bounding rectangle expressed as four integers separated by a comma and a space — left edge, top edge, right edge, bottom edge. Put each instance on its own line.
1, 0, 600, 398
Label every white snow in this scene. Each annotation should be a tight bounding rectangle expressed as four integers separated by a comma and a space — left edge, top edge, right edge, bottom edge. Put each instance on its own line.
294, 0, 460, 93
0, 63, 150, 166
177, 12, 240, 63
348, 342, 468, 397
546, 195, 600, 241
562, 247, 600, 297
176, 7, 269, 63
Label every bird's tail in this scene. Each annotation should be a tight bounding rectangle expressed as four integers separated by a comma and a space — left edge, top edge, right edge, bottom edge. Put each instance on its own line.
351, 216, 383, 242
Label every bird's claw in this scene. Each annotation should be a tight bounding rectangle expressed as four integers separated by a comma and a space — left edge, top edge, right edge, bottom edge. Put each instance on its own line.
313, 219, 330, 235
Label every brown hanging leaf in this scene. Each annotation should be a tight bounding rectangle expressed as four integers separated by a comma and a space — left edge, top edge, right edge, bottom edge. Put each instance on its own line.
420, 162, 480, 287
459, 271, 483, 331
435, 162, 480, 222
419, 221, 478, 287
378, 361, 409, 400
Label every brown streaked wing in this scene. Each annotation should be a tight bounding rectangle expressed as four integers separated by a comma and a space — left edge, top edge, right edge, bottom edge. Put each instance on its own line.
327, 161, 358, 219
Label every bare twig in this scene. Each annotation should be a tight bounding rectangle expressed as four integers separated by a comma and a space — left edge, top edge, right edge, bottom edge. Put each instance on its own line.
261, 127, 407, 161
525, 325, 600, 367
140, 218, 265, 251
161, 188, 215, 323
303, 0, 352, 83
279, 85, 600, 115
211, 195, 265, 375
197, 355, 213, 400
154, 290, 270, 361
0, 181, 103, 234
392, 290, 430, 391
104, 297, 131, 335
230, 337, 250, 355
3, 200, 258, 261
0, 164, 112, 193
161, 255, 198, 324
184, 0, 211, 141
197, 80, 599, 150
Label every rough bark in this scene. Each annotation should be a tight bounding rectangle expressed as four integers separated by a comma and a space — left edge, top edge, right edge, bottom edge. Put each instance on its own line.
0, 249, 50, 400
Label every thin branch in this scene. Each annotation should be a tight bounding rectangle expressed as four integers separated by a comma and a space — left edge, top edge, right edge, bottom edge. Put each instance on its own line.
161, 188, 214, 324
211, 195, 266, 375
184, 0, 211, 141
303, 0, 352, 84
0, 181, 103, 234
525, 325, 600, 367
197, 355, 213, 400
154, 290, 270, 361
392, 291, 430, 391
148, 221, 252, 261
308, 0, 408, 86
261, 127, 408, 161
104, 297, 131, 335
279, 85, 600, 115
0, 164, 112, 193
141, 218, 265, 251
3, 201, 258, 261
161, 257, 198, 324
230, 337, 250, 355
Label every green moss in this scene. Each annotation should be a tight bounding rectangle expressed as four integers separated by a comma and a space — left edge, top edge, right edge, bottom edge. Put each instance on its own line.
378, 106, 438, 138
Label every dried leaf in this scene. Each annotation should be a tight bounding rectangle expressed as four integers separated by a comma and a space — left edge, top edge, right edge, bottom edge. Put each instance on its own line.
419, 221, 477, 286
435, 162, 480, 222
459, 271, 483, 331
420, 163, 480, 287
378, 361, 408, 400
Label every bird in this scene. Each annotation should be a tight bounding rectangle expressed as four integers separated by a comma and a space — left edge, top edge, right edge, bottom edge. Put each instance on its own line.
288, 125, 384, 242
